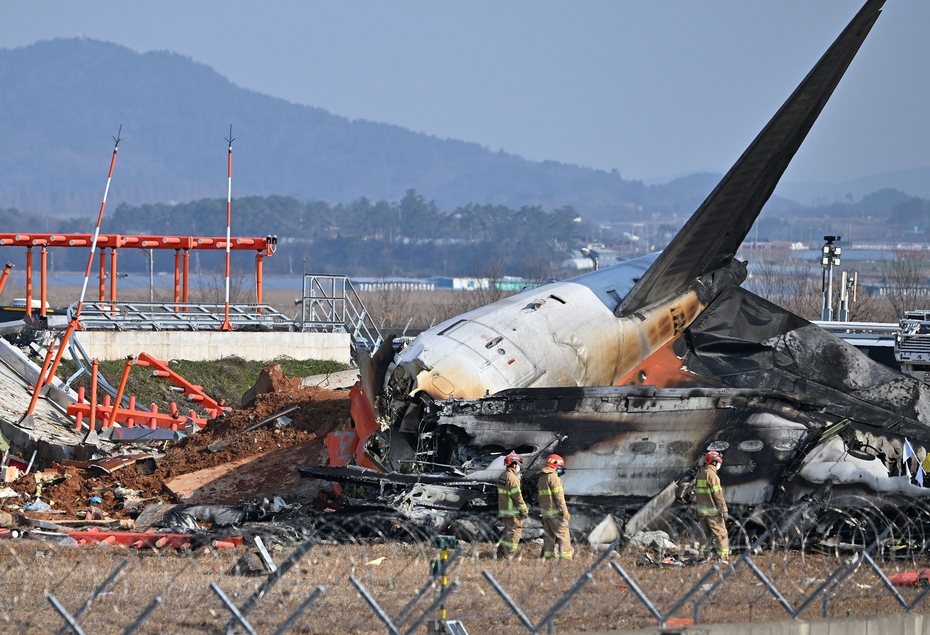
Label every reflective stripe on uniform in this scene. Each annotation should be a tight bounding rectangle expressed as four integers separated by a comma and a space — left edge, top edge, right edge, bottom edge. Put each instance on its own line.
498, 473, 528, 517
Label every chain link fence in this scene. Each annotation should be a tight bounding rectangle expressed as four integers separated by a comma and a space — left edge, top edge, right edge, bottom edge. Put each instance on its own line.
5, 506, 930, 634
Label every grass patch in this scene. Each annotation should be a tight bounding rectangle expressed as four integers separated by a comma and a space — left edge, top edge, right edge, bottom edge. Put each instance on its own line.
56, 356, 350, 413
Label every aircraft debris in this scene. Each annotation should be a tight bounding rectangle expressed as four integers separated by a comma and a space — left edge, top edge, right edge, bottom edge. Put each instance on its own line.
284, 0, 930, 551
0, 347, 350, 543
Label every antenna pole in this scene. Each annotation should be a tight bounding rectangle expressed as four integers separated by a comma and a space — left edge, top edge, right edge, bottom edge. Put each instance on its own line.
221, 125, 234, 331
44, 127, 123, 387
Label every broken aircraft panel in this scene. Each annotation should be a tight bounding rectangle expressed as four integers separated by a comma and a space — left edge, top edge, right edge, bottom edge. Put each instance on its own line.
334, 0, 924, 517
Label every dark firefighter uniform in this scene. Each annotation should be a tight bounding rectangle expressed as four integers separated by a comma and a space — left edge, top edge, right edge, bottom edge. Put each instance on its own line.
497, 464, 528, 555
537, 466, 573, 558
695, 462, 729, 559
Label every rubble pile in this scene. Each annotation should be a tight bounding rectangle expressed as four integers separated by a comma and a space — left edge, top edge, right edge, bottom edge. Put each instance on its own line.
0, 365, 352, 531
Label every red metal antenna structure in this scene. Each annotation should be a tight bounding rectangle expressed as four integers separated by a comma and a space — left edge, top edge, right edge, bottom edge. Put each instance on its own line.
43, 127, 123, 390
221, 125, 234, 331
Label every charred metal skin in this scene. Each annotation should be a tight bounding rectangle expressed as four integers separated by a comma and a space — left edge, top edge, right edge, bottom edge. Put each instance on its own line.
367, 1, 886, 468
382, 259, 743, 419
349, 1, 909, 519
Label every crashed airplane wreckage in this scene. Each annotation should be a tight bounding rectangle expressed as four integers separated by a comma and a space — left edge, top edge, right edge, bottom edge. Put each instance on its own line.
303, 0, 930, 540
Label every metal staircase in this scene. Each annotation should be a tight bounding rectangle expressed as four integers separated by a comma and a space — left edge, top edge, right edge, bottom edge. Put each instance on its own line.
298, 274, 383, 360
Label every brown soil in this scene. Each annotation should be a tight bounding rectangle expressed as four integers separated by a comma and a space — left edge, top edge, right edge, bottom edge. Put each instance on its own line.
3, 367, 351, 520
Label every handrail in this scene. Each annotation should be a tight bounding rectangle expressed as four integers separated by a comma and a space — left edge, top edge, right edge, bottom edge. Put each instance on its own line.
67, 301, 294, 331
299, 274, 383, 360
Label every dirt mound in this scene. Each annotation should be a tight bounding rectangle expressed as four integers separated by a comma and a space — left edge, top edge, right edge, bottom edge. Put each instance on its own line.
240, 364, 301, 408
3, 368, 353, 520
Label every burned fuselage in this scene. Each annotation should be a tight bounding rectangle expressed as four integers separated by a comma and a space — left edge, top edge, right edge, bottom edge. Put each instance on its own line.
347, 0, 924, 513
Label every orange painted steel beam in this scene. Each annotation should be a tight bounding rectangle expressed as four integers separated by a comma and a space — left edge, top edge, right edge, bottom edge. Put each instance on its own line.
182, 249, 190, 304
98, 248, 105, 302
256, 253, 264, 312
23, 341, 56, 418
109, 247, 118, 304
40, 246, 47, 317
66, 401, 204, 429
89, 359, 99, 431
110, 355, 133, 429
44, 321, 76, 389
0, 262, 12, 296
173, 249, 181, 305
25, 247, 32, 318
136, 352, 229, 416
69, 529, 242, 549
74, 386, 85, 430
0, 233, 271, 253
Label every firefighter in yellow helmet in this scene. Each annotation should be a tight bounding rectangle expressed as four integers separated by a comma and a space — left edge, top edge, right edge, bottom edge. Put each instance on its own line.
537, 454, 573, 559
497, 453, 529, 558
695, 450, 729, 562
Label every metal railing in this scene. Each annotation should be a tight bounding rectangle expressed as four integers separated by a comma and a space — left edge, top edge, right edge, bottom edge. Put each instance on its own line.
69, 301, 296, 331
298, 274, 383, 357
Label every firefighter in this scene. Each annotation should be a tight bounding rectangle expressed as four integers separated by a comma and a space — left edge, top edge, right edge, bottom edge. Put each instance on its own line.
695, 450, 729, 562
538, 453, 573, 559
497, 452, 529, 558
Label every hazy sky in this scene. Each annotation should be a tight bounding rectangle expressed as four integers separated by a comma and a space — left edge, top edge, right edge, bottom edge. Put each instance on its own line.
3, 1, 928, 184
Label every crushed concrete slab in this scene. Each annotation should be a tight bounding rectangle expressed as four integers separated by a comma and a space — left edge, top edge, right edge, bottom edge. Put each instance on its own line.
0, 339, 90, 470
588, 514, 622, 547
299, 369, 359, 390
627, 530, 679, 553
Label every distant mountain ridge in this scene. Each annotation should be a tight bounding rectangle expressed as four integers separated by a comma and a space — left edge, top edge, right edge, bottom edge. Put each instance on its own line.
0, 38, 672, 220
775, 168, 930, 206
0, 38, 923, 222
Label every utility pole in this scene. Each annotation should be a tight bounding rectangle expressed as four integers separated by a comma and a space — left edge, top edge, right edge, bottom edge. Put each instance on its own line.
821, 235, 842, 321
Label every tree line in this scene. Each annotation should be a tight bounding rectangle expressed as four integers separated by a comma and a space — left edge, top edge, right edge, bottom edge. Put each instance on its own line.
0, 191, 605, 279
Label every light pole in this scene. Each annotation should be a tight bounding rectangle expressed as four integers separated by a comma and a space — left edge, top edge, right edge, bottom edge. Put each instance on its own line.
580, 247, 599, 271
821, 235, 842, 321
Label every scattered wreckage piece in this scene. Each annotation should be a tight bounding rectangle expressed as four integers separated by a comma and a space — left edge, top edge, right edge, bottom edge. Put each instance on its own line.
298, 465, 497, 533
336, 0, 926, 532
101, 427, 183, 443
889, 571, 930, 588
62, 453, 156, 475
69, 527, 244, 549
299, 369, 359, 391
241, 405, 297, 435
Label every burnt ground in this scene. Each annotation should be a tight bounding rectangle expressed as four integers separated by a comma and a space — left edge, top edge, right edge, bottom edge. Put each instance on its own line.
3, 365, 352, 520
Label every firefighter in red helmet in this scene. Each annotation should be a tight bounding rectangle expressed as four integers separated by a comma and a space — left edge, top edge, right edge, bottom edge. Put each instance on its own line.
497, 453, 529, 558
537, 453, 573, 559
695, 450, 729, 562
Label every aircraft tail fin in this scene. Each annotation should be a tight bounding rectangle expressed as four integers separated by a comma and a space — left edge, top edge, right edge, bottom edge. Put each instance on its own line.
618, 0, 884, 316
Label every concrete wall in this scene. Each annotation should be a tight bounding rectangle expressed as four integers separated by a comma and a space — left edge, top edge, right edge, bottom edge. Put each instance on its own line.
581, 611, 930, 635
75, 331, 352, 364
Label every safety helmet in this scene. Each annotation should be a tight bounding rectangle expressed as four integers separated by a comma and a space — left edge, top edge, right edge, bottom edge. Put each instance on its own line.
705, 451, 723, 465
546, 454, 565, 468
503, 453, 522, 467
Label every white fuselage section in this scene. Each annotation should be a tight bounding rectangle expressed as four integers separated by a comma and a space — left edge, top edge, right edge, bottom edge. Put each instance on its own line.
386, 253, 709, 401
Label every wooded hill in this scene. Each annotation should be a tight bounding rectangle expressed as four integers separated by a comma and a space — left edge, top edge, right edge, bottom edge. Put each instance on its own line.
0, 38, 717, 222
